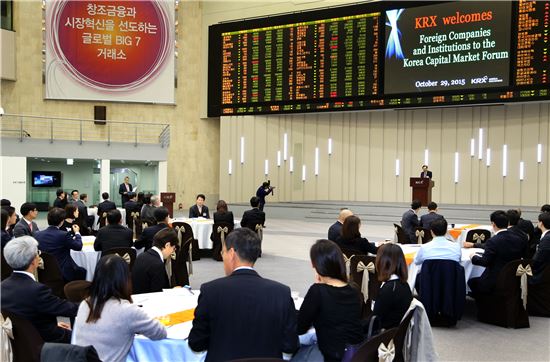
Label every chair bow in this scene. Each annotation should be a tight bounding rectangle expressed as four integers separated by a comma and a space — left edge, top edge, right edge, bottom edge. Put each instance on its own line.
472, 233, 486, 242
255, 224, 263, 240
217, 226, 229, 246
32, 256, 45, 282
378, 340, 395, 362
174, 226, 184, 249
116, 253, 131, 264
131, 212, 140, 219
356, 261, 375, 302
1, 315, 13, 362
343, 254, 355, 280
101, 212, 107, 218
165, 257, 174, 286
516, 264, 533, 309
142, 222, 149, 229
415, 229, 424, 244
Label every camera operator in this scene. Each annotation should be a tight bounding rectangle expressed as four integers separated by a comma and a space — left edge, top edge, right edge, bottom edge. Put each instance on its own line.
256, 181, 275, 212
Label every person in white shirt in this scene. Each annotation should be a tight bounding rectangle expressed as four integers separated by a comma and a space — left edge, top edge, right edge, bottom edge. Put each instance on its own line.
414, 218, 461, 265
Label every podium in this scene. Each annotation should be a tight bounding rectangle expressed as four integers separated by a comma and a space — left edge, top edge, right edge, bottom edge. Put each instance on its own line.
160, 192, 176, 217
409, 178, 434, 206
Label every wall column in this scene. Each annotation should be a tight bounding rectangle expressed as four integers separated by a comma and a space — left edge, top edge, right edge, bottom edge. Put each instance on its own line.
100, 159, 110, 195
158, 161, 168, 193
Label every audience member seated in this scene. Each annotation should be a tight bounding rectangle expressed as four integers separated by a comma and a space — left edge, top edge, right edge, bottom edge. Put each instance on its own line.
73, 254, 166, 361
53, 189, 68, 209
123, 192, 141, 228
335, 215, 378, 255
94, 209, 133, 253
295, 239, 363, 362
62, 204, 80, 235
35, 208, 86, 282
327, 208, 353, 242
140, 194, 156, 223
213, 200, 234, 225
514, 208, 535, 241
1, 236, 78, 343
371, 243, 413, 330
530, 212, 550, 285
1, 199, 19, 234
1, 207, 16, 250
189, 194, 210, 218
401, 200, 421, 243
414, 218, 461, 266
506, 209, 530, 254
188, 228, 298, 360
240, 196, 266, 231
132, 228, 177, 294
419, 202, 444, 230
468, 210, 528, 295
97, 192, 116, 223
134, 207, 170, 250
13, 202, 39, 237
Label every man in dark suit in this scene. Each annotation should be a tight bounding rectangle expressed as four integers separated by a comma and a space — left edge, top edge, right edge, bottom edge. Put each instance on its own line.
327, 208, 353, 242
189, 194, 210, 218
1, 236, 78, 343
401, 200, 421, 244
420, 202, 444, 230
13, 202, 39, 237
530, 212, 550, 285
132, 228, 177, 294
35, 207, 86, 282
256, 181, 275, 211
468, 210, 528, 295
188, 228, 298, 361
241, 196, 266, 231
124, 192, 141, 230
77, 193, 94, 233
134, 207, 170, 250
506, 209, 530, 255
94, 209, 133, 253
97, 192, 116, 223
53, 189, 67, 209
119, 176, 133, 206
420, 164, 432, 179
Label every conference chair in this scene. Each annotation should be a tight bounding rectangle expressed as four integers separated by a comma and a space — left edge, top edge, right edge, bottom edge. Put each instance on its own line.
98, 212, 107, 229
37, 252, 66, 299
349, 255, 380, 318
465, 229, 491, 245
417, 260, 466, 327
392, 307, 416, 362
349, 327, 397, 362
473, 259, 530, 328
393, 224, 407, 244
414, 227, 433, 244
211, 221, 234, 261
255, 224, 264, 257
229, 358, 285, 362
527, 264, 550, 317
1, 310, 44, 362
1, 253, 13, 281
41, 343, 101, 362
102, 247, 137, 271
169, 238, 191, 286
63, 280, 91, 303
172, 221, 200, 261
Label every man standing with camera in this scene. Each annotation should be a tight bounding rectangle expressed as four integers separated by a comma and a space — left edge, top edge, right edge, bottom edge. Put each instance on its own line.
256, 181, 275, 212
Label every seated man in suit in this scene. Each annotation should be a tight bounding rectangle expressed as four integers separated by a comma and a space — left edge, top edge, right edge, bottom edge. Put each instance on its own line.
94, 209, 133, 253
35, 207, 86, 282
1, 236, 78, 343
188, 228, 298, 361
189, 194, 210, 218
132, 228, 177, 294
124, 192, 141, 229
414, 218, 461, 265
530, 212, 550, 285
97, 192, 117, 224
240, 196, 266, 232
327, 208, 353, 242
419, 202, 444, 230
468, 210, 528, 295
420, 164, 432, 179
134, 207, 170, 250
401, 200, 421, 244
13, 202, 39, 237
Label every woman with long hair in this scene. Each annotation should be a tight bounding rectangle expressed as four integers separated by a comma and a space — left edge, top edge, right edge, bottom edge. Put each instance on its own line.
337, 215, 378, 255
371, 243, 412, 330
295, 239, 364, 362
73, 254, 166, 362
62, 204, 80, 235
213, 200, 234, 225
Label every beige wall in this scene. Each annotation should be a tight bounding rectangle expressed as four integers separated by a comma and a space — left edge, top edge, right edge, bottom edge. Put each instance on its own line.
1, 1, 220, 208
220, 103, 550, 207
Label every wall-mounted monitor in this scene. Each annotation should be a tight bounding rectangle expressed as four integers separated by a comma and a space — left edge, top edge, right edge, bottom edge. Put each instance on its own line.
31, 171, 62, 188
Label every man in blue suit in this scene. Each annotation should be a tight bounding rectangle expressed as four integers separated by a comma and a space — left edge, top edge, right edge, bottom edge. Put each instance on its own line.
35, 207, 86, 282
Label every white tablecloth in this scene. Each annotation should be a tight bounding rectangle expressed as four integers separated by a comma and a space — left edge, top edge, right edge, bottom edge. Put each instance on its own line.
401, 244, 485, 292
88, 207, 127, 230
171, 218, 240, 250
71, 236, 100, 281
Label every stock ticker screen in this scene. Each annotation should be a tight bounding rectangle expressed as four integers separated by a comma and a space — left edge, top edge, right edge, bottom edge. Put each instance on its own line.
208, 0, 549, 116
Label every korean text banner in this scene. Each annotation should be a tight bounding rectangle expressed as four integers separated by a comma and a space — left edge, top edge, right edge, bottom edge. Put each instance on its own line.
45, 0, 175, 104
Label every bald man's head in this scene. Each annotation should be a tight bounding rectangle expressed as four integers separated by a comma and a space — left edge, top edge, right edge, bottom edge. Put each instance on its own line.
338, 209, 353, 223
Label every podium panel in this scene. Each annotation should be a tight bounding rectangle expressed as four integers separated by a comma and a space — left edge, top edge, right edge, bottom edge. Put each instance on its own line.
409, 178, 434, 206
